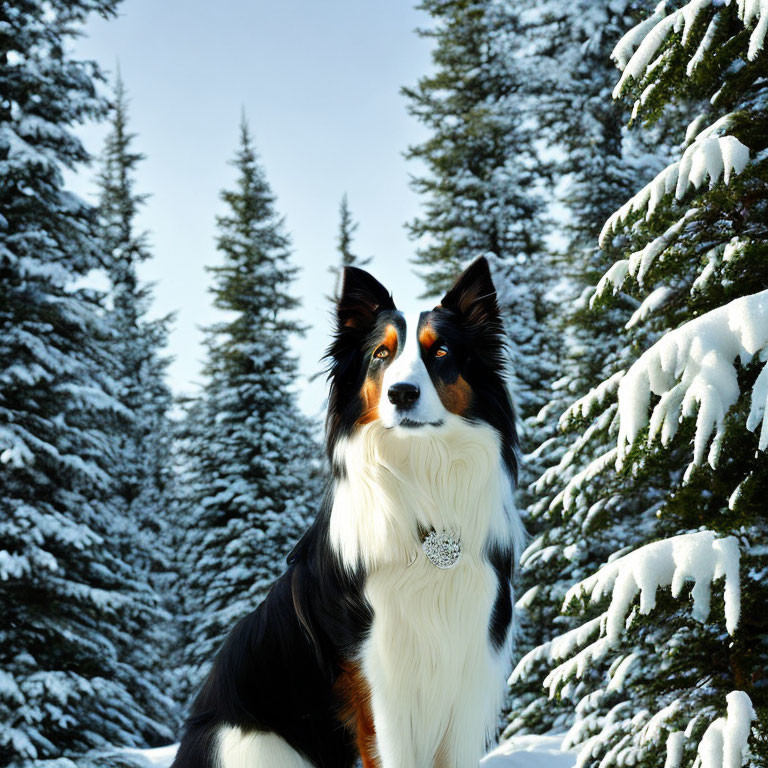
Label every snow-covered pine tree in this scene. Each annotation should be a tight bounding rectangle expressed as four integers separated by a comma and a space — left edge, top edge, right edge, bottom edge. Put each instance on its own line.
0, 2, 174, 763
504, 0, 673, 737
178, 117, 321, 702
171, 393, 208, 709
514, 3, 768, 767
96, 70, 180, 741
327, 193, 371, 302
403, 1, 545, 293
403, 2, 551, 290
402, 0, 559, 544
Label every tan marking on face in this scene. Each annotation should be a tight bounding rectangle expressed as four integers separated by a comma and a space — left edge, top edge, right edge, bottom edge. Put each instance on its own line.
436, 375, 473, 415
419, 324, 438, 352
356, 324, 399, 425
334, 662, 379, 767
383, 324, 398, 352
358, 378, 381, 425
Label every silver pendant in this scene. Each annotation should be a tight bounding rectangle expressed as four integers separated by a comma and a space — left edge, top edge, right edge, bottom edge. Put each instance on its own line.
422, 530, 462, 569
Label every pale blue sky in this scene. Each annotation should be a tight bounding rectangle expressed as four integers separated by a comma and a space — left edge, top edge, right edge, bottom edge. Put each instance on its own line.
69, 0, 434, 416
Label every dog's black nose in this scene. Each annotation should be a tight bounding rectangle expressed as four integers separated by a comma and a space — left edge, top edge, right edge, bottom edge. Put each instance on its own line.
388, 382, 420, 408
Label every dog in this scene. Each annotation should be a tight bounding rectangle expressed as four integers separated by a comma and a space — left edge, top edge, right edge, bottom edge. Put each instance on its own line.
173, 256, 522, 768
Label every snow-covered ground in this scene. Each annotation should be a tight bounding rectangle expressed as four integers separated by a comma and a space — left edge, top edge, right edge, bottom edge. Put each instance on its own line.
122, 745, 179, 767
124, 734, 577, 767
482, 734, 577, 768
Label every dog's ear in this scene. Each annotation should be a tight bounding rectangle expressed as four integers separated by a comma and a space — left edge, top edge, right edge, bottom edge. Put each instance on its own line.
337, 266, 395, 332
440, 257, 500, 327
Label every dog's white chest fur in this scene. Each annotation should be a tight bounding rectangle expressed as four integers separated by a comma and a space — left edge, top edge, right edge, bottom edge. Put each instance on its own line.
331, 417, 520, 768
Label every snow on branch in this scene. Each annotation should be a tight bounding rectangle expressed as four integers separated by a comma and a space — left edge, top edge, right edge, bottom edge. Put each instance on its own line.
612, 0, 712, 98
560, 371, 625, 429
525, 531, 741, 698
687, 12, 721, 75
555, 293, 767, 506
741, 0, 768, 59
599, 117, 749, 248
692, 691, 755, 768
615, 290, 768, 475
611, 1, 669, 70
557, 448, 619, 514
613, 0, 768, 98
563, 531, 741, 636
564, 690, 754, 768
592, 261, 630, 304
535, 405, 618, 499
509, 615, 604, 686
626, 286, 675, 329
627, 211, 697, 287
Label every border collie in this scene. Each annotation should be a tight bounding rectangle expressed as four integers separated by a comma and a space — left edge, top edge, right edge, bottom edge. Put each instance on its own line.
173, 257, 522, 768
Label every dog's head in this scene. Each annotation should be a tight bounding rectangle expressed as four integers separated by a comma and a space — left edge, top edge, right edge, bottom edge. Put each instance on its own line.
325, 257, 517, 479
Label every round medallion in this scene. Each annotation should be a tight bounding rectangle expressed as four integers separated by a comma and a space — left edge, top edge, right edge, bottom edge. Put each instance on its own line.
422, 530, 462, 569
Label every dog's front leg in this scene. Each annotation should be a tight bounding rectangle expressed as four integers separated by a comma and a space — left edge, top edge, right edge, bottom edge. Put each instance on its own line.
363, 635, 507, 768
366, 684, 424, 768
363, 638, 448, 768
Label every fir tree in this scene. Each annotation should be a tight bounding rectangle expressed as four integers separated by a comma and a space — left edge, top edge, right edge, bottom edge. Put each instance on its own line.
96, 70, 180, 742
503, 0, 672, 737
178, 117, 321, 703
327, 193, 370, 302
0, 1, 171, 763
403, 1, 548, 290
515, 4, 768, 768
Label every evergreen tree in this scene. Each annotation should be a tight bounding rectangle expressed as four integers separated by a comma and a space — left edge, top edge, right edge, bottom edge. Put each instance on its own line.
0, 2, 171, 763
327, 193, 370, 302
402, 0, 546, 295
178, 117, 321, 703
514, 4, 768, 768
503, 0, 672, 737
96, 70, 180, 742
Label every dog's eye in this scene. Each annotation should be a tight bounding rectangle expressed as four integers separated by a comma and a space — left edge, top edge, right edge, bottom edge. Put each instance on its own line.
373, 346, 390, 360
434, 345, 448, 358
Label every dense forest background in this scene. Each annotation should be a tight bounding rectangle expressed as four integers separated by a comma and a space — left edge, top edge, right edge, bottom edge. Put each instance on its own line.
1, 1, 766, 767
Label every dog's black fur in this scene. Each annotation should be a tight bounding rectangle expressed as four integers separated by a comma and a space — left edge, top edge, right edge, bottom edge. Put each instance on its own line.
172, 492, 371, 768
